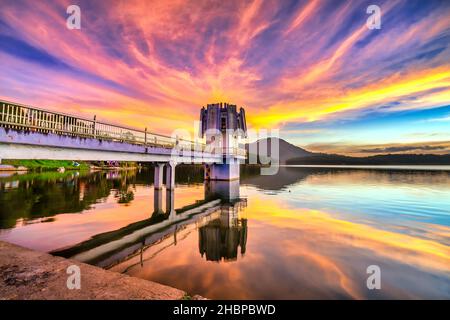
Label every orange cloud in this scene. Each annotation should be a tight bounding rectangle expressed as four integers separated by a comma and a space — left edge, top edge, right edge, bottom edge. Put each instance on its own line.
0, 0, 449, 139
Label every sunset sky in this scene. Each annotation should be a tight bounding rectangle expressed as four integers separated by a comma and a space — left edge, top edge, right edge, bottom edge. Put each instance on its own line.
1, 0, 450, 155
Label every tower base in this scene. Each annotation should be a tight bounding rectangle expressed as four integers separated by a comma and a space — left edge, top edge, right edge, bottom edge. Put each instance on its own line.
205, 159, 240, 181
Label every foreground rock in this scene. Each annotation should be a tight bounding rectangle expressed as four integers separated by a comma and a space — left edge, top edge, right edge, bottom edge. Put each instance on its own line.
0, 241, 186, 300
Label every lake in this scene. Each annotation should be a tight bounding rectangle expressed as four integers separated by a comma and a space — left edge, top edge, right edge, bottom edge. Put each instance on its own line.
0, 166, 449, 299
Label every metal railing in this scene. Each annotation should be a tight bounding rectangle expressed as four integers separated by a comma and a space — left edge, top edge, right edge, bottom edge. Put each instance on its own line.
0, 100, 247, 157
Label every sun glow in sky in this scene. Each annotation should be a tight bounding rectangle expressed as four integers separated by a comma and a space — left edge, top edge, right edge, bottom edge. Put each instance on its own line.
0, 0, 449, 155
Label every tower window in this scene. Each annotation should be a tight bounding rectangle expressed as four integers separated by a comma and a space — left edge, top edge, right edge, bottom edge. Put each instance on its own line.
221, 117, 226, 131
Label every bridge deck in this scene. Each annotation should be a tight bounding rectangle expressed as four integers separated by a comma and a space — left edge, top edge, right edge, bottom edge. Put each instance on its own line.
0, 100, 246, 162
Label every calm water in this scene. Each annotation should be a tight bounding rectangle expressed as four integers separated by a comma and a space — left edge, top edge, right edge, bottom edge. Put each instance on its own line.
0, 166, 449, 299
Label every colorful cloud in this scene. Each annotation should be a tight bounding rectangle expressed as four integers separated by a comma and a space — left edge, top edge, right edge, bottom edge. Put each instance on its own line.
0, 0, 449, 154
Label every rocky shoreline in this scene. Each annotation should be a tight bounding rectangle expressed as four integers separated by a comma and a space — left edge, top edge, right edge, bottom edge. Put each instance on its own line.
0, 241, 190, 300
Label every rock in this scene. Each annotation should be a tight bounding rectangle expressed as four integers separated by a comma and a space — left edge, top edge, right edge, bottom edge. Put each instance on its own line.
0, 241, 187, 300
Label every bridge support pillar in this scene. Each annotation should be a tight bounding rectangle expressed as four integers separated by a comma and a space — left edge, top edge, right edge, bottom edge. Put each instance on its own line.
154, 163, 165, 189
165, 162, 177, 190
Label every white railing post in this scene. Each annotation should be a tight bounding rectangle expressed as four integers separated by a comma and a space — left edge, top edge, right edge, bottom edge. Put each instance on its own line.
93, 115, 97, 138
145, 127, 147, 145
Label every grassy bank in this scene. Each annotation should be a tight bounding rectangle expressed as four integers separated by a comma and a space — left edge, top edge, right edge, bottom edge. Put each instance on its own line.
2, 160, 140, 171
2, 159, 90, 171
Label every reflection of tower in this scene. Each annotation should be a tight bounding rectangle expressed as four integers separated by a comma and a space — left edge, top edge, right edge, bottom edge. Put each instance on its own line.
198, 200, 248, 262
204, 180, 240, 202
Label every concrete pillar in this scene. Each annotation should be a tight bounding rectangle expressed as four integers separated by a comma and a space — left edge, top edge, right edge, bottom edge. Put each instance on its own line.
204, 164, 211, 180
165, 161, 176, 190
154, 163, 165, 189
153, 188, 164, 215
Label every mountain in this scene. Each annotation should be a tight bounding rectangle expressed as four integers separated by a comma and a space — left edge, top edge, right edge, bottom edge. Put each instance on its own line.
246, 137, 312, 164
246, 138, 450, 165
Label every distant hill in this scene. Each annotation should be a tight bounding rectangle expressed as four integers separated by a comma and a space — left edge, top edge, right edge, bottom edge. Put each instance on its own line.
287, 153, 450, 165
246, 138, 450, 165
246, 137, 312, 164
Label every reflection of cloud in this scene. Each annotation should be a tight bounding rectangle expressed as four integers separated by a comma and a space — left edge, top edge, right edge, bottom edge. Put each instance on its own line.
118, 191, 450, 299
248, 199, 450, 275
108, 172, 450, 299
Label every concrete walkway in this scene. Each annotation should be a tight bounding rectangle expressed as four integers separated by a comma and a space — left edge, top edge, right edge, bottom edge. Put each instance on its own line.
0, 241, 186, 300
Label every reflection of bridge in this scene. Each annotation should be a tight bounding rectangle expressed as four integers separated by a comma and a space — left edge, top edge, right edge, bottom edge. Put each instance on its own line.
0, 100, 247, 187
52, 180, 247, 268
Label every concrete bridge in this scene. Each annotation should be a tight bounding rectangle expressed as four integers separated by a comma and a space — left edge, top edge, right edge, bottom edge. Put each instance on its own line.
0, 100, 247, 188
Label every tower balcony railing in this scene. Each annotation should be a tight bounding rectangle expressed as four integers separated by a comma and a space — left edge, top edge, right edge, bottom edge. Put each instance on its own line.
202, 146, 247, 158
0, 100, 247, 157
223, 147, 247, 157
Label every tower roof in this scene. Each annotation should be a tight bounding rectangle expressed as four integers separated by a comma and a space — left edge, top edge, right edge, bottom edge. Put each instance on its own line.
199, 103, 247, 137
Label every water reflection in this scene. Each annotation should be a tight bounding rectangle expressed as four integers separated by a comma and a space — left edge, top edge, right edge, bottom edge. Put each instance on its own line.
199, 201, 248, 262
51, 177, 247, 269
205, 180, 240, 201
0, 171, 118, 229
0, 166, 205, 229
0, 166, 449, 299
